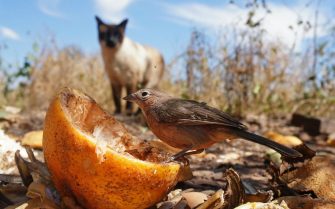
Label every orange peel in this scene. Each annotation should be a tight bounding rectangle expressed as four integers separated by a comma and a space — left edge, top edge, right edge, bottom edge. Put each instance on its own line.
43, 88, 187, 209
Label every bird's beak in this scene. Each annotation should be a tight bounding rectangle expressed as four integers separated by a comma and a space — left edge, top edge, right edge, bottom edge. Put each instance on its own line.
123, 93, 136, 101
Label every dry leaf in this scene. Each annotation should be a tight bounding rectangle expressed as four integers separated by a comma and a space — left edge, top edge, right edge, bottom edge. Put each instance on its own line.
234, 200, 289, 209
280, 156, 335, 200
265, 131, 303, 147
276, 196, 335, 209
196, 189, 224, 209
181, 192, 208, 208
197, 168, 245, 209
21, 131, 43, 149
5, 198, 59, 209
327, 133, 335, 147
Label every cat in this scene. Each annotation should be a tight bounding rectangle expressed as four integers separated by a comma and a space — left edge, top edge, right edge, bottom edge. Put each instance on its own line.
95, 16, 164, 115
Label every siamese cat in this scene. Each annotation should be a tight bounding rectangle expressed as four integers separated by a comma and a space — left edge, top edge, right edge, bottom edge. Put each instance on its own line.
95, 16, 164, 114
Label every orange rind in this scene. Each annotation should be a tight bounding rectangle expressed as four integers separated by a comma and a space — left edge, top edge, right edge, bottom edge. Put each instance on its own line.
43, 88, 188, 209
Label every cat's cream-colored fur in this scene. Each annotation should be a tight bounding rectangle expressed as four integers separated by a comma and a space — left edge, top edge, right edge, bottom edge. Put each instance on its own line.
100, 37, 164, 89
98, 19, 165, 114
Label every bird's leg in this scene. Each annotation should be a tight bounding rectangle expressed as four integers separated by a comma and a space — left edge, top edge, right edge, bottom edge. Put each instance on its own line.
171, 148, 205, 161
182, 149, 205, 157
170, 148, 190, 161
165, 147, 192, 163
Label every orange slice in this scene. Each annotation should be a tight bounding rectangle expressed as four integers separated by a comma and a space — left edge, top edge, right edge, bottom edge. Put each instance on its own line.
43, 88, 187, 209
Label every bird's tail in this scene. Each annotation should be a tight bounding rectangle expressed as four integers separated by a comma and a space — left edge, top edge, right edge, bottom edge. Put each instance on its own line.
233, 129, 302, 158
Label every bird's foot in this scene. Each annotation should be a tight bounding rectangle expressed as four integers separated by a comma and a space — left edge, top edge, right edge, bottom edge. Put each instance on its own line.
165, 155, 190, 166
165, 148, 204, 165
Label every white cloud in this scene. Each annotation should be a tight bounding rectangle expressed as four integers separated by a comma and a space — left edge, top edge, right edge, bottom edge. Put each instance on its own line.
37, 0, 63, 18
166, 3, 245, 28
166, 2, 328, 47
0, 27, 20, 40
94, 0, 133, 22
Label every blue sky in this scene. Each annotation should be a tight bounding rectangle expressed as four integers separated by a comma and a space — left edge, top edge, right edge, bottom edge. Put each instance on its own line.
0, 0, 334, 67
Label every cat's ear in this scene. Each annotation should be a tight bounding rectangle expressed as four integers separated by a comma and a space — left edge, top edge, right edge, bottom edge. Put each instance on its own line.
118, 18, 128, 30
95, 16, 105, 25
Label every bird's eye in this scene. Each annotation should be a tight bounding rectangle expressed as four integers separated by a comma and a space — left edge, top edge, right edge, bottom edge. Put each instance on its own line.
141, 91, 149, 97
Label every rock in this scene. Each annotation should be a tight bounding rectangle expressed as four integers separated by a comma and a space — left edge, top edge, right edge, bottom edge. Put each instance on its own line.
291, 113, 335, 136
291, 113, 320, 136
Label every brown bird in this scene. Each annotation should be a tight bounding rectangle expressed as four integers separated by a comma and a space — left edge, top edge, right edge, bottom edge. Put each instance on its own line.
123, 89, 302, 160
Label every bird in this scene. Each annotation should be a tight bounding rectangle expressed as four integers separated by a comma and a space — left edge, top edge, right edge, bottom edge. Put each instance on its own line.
123, 89, 302, 160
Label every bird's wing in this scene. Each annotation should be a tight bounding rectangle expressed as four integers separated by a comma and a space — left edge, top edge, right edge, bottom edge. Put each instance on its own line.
151, 99, 247, 129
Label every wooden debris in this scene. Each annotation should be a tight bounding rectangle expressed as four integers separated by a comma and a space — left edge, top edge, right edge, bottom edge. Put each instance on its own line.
291, 113, 321, 136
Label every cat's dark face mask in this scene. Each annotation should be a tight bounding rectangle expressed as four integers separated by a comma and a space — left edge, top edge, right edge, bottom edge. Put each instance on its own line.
95, 16, 128, 49
103, 28, 122, 48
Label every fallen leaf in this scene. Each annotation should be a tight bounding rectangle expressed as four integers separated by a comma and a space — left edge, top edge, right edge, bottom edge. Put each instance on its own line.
21, 130, 43, 149
265, 131, 302, 147
14, 151, 32, 187
181, 192, 207, 208
280, 156, 335, 200
196, 189, 224, 209
276, 196, 335, 209
327, 133, 335, 147
222, 168, 245, 207
244, 191, 273, 203
5, 197, 59, 209
5, 182, 59, 209
173, 198, 190, 209
234, 200, 289, 209
196, 168, 245, 209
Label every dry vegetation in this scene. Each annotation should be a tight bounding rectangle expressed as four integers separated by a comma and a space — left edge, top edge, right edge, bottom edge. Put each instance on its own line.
1, 38, 112, 111
163, 25, 335, 118
1, 3, 335, 208
161, 1, 335, 119
1, 16, 335, 118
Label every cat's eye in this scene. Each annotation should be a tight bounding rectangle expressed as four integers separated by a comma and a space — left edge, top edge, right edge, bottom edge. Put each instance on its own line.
113, 31, 120, 37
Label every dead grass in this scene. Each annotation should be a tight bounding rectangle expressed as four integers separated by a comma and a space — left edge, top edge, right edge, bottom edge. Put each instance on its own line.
1, 26, 334, 118
164, 28, 335, 118
26, 41, 112, 111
